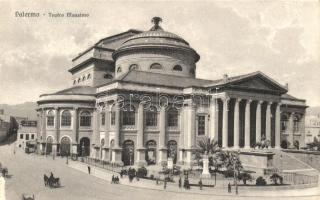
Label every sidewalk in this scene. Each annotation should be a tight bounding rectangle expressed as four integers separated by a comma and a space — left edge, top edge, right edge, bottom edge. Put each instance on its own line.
68, 161, 320, 198
0, 176, 5, 200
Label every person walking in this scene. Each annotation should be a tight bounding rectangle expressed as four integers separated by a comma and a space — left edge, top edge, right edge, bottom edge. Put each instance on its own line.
164, 179, 167, 190
228, 182, 231, 193
88, 165, 91, 174
111, 175, 115, 184
178, 177, 182, 188
199, 178, 203, 190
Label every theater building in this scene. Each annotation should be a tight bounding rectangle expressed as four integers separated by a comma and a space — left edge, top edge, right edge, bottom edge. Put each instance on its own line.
37, 18, 307, 166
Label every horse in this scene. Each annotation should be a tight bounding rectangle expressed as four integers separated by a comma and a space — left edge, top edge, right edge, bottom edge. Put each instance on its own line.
44, 174, 49, 186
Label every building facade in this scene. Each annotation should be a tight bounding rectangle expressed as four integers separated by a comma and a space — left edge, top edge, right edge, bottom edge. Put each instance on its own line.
305, 115, 320, 144
37, 18, 307, 166
16, 120, 37, 149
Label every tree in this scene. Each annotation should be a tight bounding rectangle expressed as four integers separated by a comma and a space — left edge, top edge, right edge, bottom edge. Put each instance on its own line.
238, 172, 253, 185
270, 173, 283, 185
196, 136, 221, 169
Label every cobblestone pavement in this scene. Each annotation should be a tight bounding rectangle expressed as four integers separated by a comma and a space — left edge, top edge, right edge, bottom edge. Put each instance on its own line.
0, 144, 319, 200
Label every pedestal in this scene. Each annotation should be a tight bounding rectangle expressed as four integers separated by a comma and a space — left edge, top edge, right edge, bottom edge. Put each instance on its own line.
102, 147, 109, 162
177, 149, 184, 165
201, 155, 211, 178
111, 147, 123, 166
136, 148, 147, 167
184, 148, 196, 167
158, 148, 167, 166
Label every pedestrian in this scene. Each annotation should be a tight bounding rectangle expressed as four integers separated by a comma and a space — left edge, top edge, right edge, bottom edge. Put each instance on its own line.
164, 179, 167, 190
199, 178, 203, 190
228, 182, 231, 193
88, 165, 91, 174
112, 175, 115, 184
178, 177, 182, 188
156, 177, 159, 185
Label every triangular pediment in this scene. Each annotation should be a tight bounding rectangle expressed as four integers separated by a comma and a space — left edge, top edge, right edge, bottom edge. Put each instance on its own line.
227, 72, 287, 94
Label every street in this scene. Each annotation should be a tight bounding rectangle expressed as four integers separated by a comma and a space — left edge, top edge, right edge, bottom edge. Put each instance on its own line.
0, 144, 319, 200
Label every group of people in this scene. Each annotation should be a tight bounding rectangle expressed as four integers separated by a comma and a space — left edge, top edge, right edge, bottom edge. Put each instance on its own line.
111, 175, 120, 184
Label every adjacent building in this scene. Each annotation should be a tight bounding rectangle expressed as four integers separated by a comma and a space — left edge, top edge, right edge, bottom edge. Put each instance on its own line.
37, 18, 307, 166
305, 115, 320, 144
16, 120, 38, 149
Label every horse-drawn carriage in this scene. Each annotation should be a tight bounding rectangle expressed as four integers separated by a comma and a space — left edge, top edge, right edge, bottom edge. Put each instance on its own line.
44, 173, 60, 188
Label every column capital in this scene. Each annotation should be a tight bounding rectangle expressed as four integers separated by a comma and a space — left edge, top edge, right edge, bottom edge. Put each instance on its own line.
257, 100, 264, 105
54, 106, 59, 110
234, 98, 242, 103
246, 99, 253, 104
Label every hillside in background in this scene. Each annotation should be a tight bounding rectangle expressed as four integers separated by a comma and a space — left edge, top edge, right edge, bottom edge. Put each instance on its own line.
0, 102, 37, 120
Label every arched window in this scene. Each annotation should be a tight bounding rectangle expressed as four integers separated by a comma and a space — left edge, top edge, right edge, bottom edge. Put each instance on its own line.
104, 73, 113, 79
122, 104, 135, 126
167, 108, 178, 127
173, 65, 182, 71
82, 76, 86, 81
78, 78, 81, 83
190, 69, 195, 75
145, 106, 158, 127
61, 110, 71, 126
80, 111, 91, 126
293, 116, 300, 132
281, 115, 288, 132
117, 67, 122, 73
47, 110, 54, 127
87, 74, 91, 79
129, 64, 139, 71
150, 63, 162, 70
101, 138, 105, 146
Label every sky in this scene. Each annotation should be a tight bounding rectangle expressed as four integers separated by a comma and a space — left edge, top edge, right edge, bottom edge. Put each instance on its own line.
0, 0, 319, 106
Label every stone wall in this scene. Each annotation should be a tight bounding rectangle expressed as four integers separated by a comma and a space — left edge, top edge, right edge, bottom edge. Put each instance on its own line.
282, 149, 320, 171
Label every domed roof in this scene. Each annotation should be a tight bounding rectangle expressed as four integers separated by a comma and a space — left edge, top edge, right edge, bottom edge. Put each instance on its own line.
113, 17, 200, 62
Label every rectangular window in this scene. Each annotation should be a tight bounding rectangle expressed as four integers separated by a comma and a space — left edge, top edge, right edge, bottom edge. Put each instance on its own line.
146, 112, 157, 126
168, 111, 178, 127
61, 116, 71, 126
31, 134, 34, 139
101, 113, 105, 126
26, 134, 29, 140
20, 134, 23, 139
111, 112, 115, 126
80, 116, 91, 126
47, 116, 54, 126
198, 115, 205, 135
123, 112, 135, 126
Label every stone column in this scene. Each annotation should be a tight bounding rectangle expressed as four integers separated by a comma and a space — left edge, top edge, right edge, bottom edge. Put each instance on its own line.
210, 96, 219, 141
185, 102, 196, 166
222, 97, 229, 148
244, 99, 252, 149
233, 98, 240, 149
53, 107, 60, 157
42, 109, 47, 155
256, 101, 262, 143
136, 103, 147, 166
287, 112, 294, 148
158, 106, 167, 165
72, 107, 78, 156
103, 105, 110, 161
266, 102, 272, 142
112, 102, 123, 165
178, 106, 185, 165
91, 109, 100, 159
275, 103, 281, 149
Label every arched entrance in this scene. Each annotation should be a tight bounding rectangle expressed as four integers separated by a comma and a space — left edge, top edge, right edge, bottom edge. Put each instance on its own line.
167, 140, 177, 164
79, 137, 90, 156
145, 140, 157, 165
46, 136, 53, 154
122, 140, 134, 166
60, 137, 71, 156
